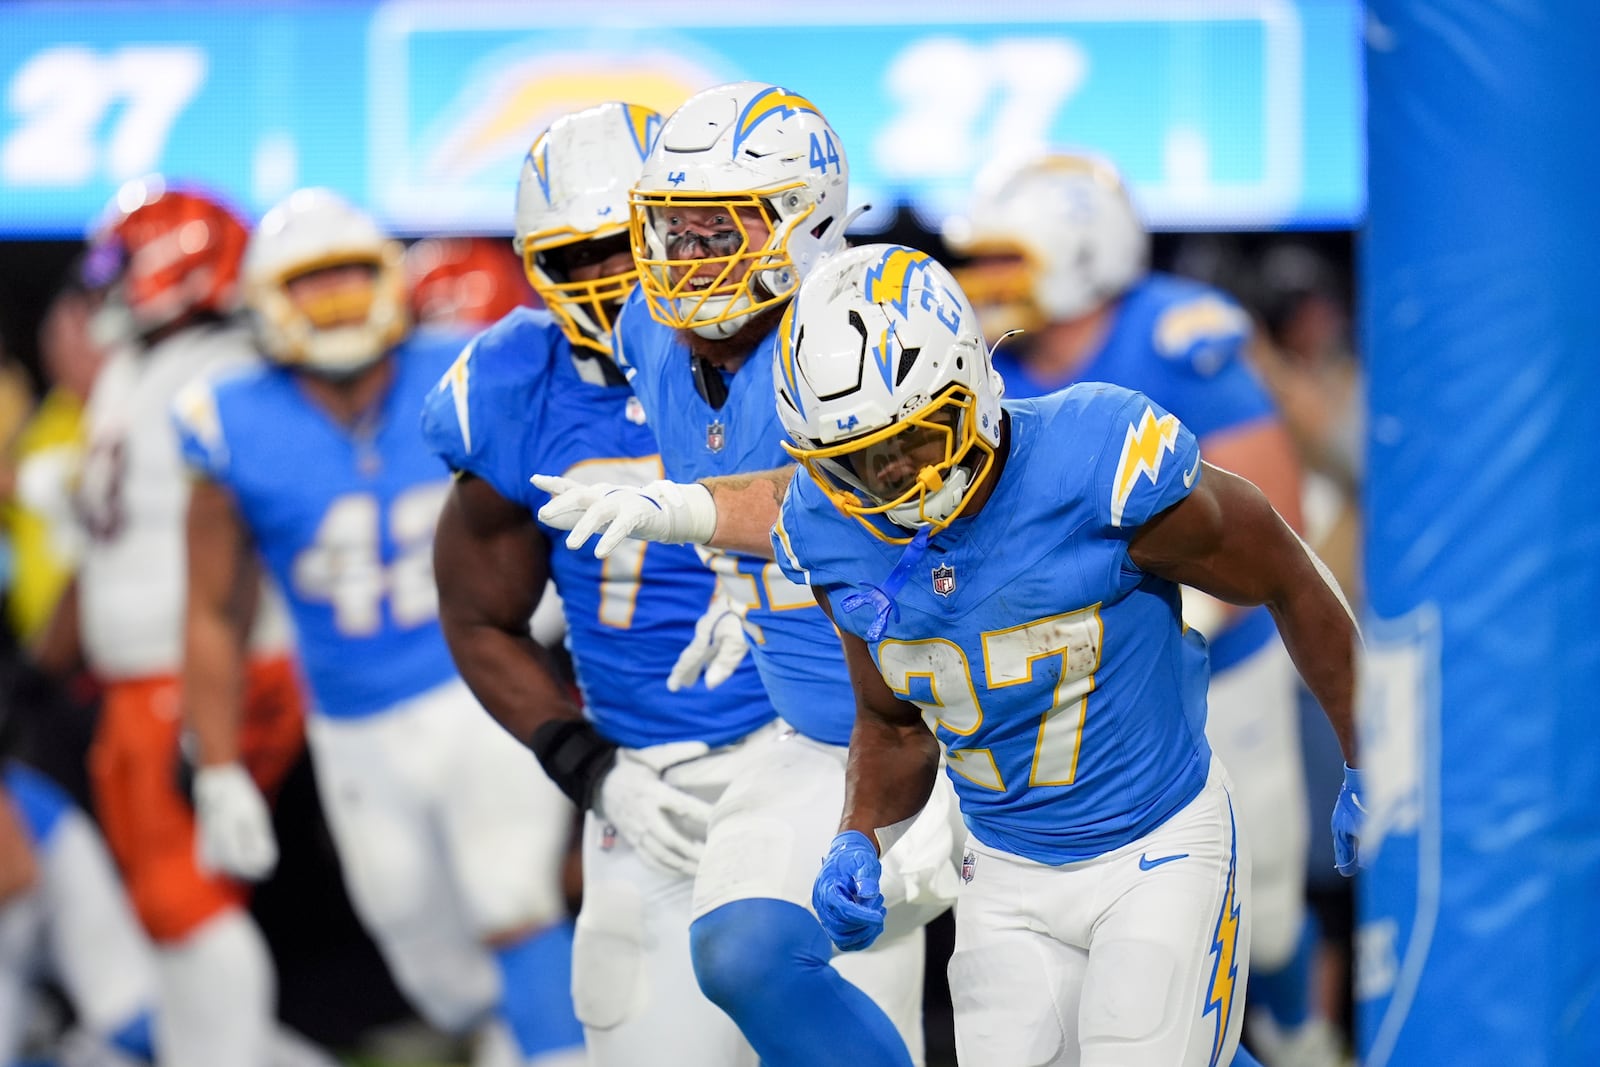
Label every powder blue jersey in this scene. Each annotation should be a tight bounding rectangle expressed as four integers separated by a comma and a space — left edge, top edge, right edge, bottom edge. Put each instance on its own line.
173, 333, 465, 719
995, 272, 1278, 670
774, 386, 1214, 864
419, 308, 775, 750
613, 289, 855, 745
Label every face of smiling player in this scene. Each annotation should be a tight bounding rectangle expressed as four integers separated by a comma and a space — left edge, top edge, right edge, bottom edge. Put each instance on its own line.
651, 203, 773, 294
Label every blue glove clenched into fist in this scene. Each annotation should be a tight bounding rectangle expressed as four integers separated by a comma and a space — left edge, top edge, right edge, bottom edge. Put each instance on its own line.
1331, 764, 1367, 876
812, 830, 887, 952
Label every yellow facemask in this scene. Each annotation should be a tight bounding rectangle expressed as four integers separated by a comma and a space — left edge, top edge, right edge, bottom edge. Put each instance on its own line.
629, 186, 811, 332
783, 385, 998, 544
521, 225, 637, 357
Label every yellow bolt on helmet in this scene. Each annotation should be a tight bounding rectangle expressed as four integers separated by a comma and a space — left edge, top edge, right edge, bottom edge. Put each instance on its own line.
514, 102, 662, 359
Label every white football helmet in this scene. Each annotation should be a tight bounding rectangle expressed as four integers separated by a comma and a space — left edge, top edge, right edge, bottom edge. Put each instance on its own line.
515, 101, 661, 358
630, 81, 851, 339
775, 244, 1003, 543
945, 151, 1149, 340
244, 188, 407, 375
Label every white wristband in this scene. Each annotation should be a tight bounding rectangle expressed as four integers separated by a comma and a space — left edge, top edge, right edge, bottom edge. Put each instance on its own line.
669, 480, 718, 544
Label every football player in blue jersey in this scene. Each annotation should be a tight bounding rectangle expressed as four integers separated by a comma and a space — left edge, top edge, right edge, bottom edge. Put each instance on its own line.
532, 84, 959, 1067
945, 153, 1337, 1066
172, 189, 584, 1067
422, 101, 773, 1067
765, 245, 1364, 1067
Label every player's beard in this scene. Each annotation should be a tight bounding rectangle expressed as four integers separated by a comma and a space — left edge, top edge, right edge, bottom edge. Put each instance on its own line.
676, 301, 787, 373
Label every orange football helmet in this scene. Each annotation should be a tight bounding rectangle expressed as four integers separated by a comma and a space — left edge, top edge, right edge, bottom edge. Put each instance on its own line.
405, 236, 537, 330
82, 176, 250, 336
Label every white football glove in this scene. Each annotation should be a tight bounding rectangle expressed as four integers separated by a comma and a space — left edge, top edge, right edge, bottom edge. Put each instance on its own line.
596, 742, 713, 877
193, 763, 277, 882
667, 594, 750, 692
531, 475, 717, 559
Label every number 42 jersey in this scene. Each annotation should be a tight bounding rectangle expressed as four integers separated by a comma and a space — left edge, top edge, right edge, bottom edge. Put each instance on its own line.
775, 385, 1215, 865
173, 333, 466, 719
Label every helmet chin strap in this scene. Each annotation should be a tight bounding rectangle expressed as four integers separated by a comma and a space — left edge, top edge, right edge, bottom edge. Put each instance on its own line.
684, 270, 781, 339
301, 327, 387, 380
886, 466, 971, 530
685, 291, 749, 338
844, 461, 973, 640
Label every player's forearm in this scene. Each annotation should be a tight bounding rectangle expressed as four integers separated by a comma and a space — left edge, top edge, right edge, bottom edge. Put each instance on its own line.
183, 606, 248, 766
441, 618, 584, 745
435, 480, 584, 744
702, 467, 792, 559
839, 713, 941, 852
1267, 561, 1359, 765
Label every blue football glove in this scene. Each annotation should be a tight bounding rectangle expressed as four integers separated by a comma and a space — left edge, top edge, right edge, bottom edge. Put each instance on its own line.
812, 830, 887, 952
1331, 764, 1367, 876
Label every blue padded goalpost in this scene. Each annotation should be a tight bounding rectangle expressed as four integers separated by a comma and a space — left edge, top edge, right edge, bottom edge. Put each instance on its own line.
1358, 2, 1600, 1063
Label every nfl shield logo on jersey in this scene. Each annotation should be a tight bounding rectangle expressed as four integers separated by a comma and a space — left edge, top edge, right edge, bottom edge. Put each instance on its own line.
931, 563, 956, 597
706, 418, 726, 453
625, 396, 647, 425
960, 849, 976, 884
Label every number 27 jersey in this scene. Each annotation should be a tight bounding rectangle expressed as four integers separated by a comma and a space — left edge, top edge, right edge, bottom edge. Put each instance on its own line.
775, 385, 1214, 864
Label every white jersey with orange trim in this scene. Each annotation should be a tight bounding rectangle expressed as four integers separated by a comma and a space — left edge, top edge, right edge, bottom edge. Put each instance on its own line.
75, 323, 289, 680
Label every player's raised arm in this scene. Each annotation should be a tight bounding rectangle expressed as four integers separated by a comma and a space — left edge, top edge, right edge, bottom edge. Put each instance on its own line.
532, 464, 791, 561
1128, 461, 1358, 765
701, 468, 793, 558
434, 472, 583, 746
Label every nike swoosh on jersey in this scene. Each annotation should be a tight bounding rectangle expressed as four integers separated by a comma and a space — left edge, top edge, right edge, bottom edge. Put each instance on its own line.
1138, 851, 1189, 871
1182, 455, 1201, 488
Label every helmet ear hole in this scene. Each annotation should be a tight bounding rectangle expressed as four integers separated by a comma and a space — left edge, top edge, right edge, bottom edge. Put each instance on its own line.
894, 346, 922, 386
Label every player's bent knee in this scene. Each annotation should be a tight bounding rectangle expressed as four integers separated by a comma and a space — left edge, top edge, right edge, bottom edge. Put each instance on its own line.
572, 880, 646, 1030
690, 898, 829, 1014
